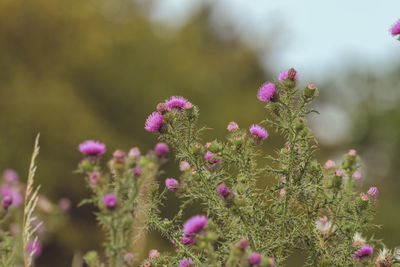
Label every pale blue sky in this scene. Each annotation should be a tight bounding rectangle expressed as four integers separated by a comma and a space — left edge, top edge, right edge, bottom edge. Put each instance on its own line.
150, 0, 400, 78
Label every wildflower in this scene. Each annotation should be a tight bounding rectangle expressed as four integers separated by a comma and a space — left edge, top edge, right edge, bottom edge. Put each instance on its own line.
315, 216, 336, 238
249, 252, 262, 265
353, 232, 366, 247
183, 215, 208, 236
324, 160, 336, 169
179, 161, 191, 172
204, 152, 222, 163
180, 236, 195, 245
236, 238, 250, 250
155, 142, 169, 156
145, 112, 164, 133
185, 102, 193, 110
134, 167, 142, 176
217, 184, 230, 197
227, 121, 239, 132
353, 244, 373, 262
166, 96, 190, 110
128, 147, 141, 160
335, 171, 343, 177
103, 193, 117, 209
303, 83, 317, 99
165, 178, 179, 191
113, 150, 126, 163
58, 198, 71, 212
179, 257, 194, 267
27, 240, 42, 258
361, 194, 369, 201
2, 195, 12, 209
367, 187, 378, 198
280, 188, 286, 197
257, 82, 276, 102
279, 68, 298, 81
0, 185, 22, 207
156, 102, 168, 114
3, 169, 19, 184
143, 261, 151, 267
249, 125, 268, 141
353, 171, 362, 181
375, 248, 393, 267
349, 149, 357, 156
89, 172, 100, 186
390, 19, 400, 36
124, 253, 134, 264
79, 140, 106, 157
148, 249, 160, 259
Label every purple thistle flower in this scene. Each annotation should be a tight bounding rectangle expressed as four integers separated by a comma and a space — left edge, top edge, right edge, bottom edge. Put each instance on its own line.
353, 171, 362, 181
348, 149, 357, 156
165, 178, 179, 191
204, 152, 222, 163
249, 125, 268, 141
27, 240, 42, 258
183, 215, 208, 236
143, 261, 151, 267
257, 82, 276, 102
335, 171, 343, 177
0, 185, 22, 207
58, 198, 71, 212
113, 150, 126, 163
217, 184, 229, 197
249, 252, 262, 265
227, 121, 239, 132
3, 169, 19, 184
279, 69, 299, 81
180, 235, 195, 245
179, 161, 191, 172
324, 160, 336, 169
103, 193, 117, 209
353, 244, 373, 261
148, 249, 160, 259
155, 142, 169, 156
79, 140, 106, 157
124, 253, 133, 264
367, 187, 378, 198
145, 112, 164, 133
128, 147, 141, 160
166, 96, 190, 110
179, 257, 194, 267
391, 19, 400, 36
2, 195, 13, 209
134, 167, 142, 176
89, 172, 100, 186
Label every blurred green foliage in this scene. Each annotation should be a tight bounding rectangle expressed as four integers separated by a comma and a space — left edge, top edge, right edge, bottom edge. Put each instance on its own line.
0, 0, 399, 266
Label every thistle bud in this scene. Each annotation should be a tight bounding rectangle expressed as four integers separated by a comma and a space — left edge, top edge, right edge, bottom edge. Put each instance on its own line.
287, 68, 297, 80
208, 140, 223, 153
113, 150, 126, 163
156, 103, 168, 114
359, 194, 369, 209
191, 143, 202, 154
294, 118, 305, 133
234, 195, 246, 207
303, 83, 317, 99
375, 248, 393, 267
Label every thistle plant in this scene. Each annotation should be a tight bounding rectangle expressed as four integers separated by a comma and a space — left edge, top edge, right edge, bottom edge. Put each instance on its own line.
76, 141, 167, 267
144, 69, 399, 267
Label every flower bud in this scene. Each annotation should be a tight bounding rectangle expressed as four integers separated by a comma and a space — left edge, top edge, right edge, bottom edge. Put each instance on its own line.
359, 194, 369, 209
234, 195, 246, 207
208, 140, 223, 153
190, 143, 202, 154
235, 183, 247, 195
128, 147, 141, 160
2, 195, 13, 209
113, 150, 126, 163
227, 122, 239, 132
294, 118, 305, 133
156, 103, 168, 114
303, 83, 317, 99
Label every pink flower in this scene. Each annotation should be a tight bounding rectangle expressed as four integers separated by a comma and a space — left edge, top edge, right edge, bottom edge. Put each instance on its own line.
148, 249, 160, 259
353, 244, 373, 261
227, 121, 239, 132
128, 147, 141, 160
249, 125, 268, 140
257, 82, 276, 102
179, 161, 191, 172
165, 178, 179, 191
155, 142, 169, 156
348, 149, 357, 156
249, 252, 262, 265
166, 96, 190, 110
324, 160, 336, 169
367, 187, 378, 198
204, 152, 222, 163
103, 193, 117, 209
58, 198, 71, 212
179, 257, 194, 267
3, 169, 19, 184
183, 215, 208, 236
217, 184, 229, 197
279, 69, 298, 81
390, 19, 400, 36
353, 171, 362, 181
145, 112, 164, 133
79, 140, 106, 156
0, 185, 22, 207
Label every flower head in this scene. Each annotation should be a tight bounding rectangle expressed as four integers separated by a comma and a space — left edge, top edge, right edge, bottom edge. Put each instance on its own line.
204, 152, 222, 163
249, 125, 268, 141
0, 185, 22, 207
145, 112, 164, 133
113, 150, 126, 163
179, 257, 194, 267
103, 193, 117, 209
353, 232, 366, 247
249, 252, 262, 265
217, 184, 229, 197
180, 235, 195, 245
148, 249, 160, 259
89, 172, 100, 186
155, 142, 169, 156
179, 161, 191, 172
353, 244, 373, 262
3, 169, 19, 184
391, 19, 400, 36
367, 187, 378, 198
79, 140, 106, 157
353, 171, 362, 181
315, 216, 336, 237
2, 195, 13, 209
166, 96, 190, 110
227, 121, 239, 132
183, 215, 208, 236
124, 253, 133, 264
128, 147, 141, 160
165, 178, 179, 191
375, 248, 393, 267
324, 160, 336, 169
27, 240, 42, 258
258, 82, 276, 102
279, 68, 299, 81
349, 149, 357, 156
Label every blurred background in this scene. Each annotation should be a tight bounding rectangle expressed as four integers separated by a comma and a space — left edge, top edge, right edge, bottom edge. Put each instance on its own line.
0, 0, 399, 265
